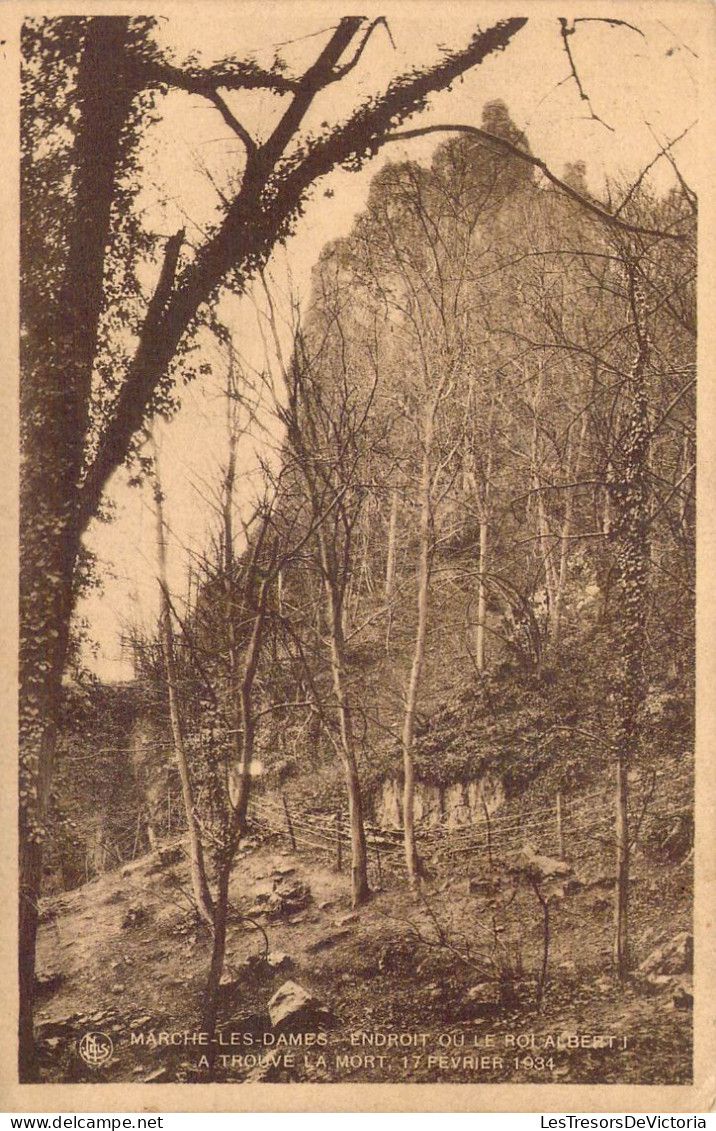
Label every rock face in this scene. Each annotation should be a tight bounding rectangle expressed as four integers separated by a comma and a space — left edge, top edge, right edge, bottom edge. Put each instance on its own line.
373, 773, 504, 830
267, 981, 336, 1031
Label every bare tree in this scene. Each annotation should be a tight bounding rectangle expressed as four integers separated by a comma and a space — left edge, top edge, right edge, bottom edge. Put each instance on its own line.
151, 441, 215, 924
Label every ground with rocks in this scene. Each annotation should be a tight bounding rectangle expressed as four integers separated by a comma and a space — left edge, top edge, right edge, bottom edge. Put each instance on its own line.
33, 821, 692, 1086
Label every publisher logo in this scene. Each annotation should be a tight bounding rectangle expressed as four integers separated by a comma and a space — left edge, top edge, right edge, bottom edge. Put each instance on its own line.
78, 1031, 114, 1068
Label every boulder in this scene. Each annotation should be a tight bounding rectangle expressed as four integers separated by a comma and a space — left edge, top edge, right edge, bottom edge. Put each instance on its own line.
267, 880, 312, 919
515, 846, 572, 879
267, 981, 337, 1032
639, 931, 693, 977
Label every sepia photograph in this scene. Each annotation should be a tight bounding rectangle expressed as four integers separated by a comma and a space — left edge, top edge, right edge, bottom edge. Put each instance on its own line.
6, 0, 713, 1110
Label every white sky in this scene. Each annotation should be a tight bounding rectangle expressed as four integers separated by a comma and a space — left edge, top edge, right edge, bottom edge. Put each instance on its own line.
75, 4, 704, 681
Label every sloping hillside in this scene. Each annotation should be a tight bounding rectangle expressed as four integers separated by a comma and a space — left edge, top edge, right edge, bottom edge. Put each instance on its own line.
34, 752, 692, 1086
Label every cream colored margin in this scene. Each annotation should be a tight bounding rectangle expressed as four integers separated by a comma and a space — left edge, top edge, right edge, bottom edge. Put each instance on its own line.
0, 0, 714, 1113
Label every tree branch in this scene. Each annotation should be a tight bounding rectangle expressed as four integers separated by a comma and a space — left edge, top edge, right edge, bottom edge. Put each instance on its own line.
206, 90, 257, 157
136, 55, 299, 96
558, 17, 614, 131
78, 228, 184, 529
332, 17, 396, 81
77, 20, 529, 535
384, 124, 691, 242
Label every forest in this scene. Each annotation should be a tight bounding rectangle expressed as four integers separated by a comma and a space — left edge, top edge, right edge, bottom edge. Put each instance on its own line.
19, 13, 696, 1087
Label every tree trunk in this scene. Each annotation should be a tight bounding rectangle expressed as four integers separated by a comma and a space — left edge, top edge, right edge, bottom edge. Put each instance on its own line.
319, 532, 370, 907
476, 517, 488, 671
402, 419, 433, 888
530, 362, 558, 616
384, 488, 400, 649
550, 411, 588, 647
200, 861, 231, 1066
614, 756, 630, 977
608, 265, 650, 979
154, 470, 214, 925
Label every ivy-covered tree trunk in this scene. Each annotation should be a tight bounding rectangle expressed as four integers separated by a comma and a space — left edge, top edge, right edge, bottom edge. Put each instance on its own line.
19, 18, 136, 1081
607, 264, 650, 980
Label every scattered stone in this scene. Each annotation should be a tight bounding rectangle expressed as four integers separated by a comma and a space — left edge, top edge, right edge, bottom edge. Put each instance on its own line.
271, 866, 297, 882
639, 932, 693, 977
266, 952, 291, 969
129, 1015, 151, 1027
334, 913, 359, 927
111, 983, 125, 993
267, 880, 312, 919
287, 913, 307, 926
122, 905, 149, 929
267, 981, 337, 1032
142, 1067, 170, 1083
36, 1013, 82, 1037
466, 983, 494, 1002
670, 976, 693, 1010
34, 971, 65, 996
307, 929, 351, 953
318, 900, 337, 911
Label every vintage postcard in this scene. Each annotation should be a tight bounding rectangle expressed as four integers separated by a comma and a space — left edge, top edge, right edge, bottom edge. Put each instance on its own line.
1, 0, 714, 1113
